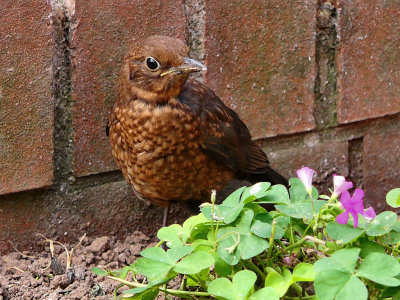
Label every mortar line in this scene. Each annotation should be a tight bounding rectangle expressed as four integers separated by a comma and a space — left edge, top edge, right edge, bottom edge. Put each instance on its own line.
183, 0, 205, 82
50, 0, 75, 188
313, 0, 338, 129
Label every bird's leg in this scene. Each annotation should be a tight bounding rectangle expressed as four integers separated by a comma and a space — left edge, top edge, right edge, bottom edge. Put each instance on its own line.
161, 203, 170, 250
162, 202, 170, 228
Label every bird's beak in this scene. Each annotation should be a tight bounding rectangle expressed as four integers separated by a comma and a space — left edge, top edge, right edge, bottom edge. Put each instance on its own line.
160, 58, 207, 77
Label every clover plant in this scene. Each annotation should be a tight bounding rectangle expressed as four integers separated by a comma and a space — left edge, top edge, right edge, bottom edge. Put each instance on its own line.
93, 167, 400, 299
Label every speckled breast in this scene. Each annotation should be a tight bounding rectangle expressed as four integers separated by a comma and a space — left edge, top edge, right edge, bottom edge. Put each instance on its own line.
109, 99, 234, 206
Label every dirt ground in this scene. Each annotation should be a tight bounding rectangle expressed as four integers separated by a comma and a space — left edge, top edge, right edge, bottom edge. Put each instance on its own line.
0, 232, 158, 299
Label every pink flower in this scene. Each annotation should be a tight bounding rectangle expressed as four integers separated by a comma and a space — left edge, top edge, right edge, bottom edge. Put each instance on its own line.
336, 189, 376, 228
282, 254, 297, 268
296, 167, 315, 195
332, 175, 353, 198
362, 207, 377, 221
282, 256, 294, 267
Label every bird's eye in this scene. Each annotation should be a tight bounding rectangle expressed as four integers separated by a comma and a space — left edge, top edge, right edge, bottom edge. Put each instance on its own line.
145, 57, 160, 71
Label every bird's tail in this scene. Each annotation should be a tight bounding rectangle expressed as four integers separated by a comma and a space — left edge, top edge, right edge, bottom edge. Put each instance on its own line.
246, 168, 289, 188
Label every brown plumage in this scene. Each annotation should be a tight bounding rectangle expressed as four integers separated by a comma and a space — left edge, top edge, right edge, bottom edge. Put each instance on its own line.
108, 35, 287, 225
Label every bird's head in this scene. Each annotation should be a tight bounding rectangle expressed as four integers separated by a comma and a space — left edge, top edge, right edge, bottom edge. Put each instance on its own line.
118, 35, 206, 103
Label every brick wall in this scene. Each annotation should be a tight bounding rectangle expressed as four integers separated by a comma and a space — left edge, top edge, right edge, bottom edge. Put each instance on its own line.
0, 0, 399, 252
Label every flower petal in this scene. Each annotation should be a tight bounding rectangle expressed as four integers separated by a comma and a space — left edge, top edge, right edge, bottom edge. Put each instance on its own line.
349, 210, 359, 228
296, 167, 315, 193
352, 188, 365, 203
336, 211, 350, 225
350, 189, 365, 213
362, 207, 376, 220
333, 175, 353, 196
339, 190, 352, 209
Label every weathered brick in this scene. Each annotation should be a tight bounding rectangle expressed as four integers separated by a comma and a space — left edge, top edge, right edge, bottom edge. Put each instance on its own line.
364, 131, 400, 211
71, 0, 186, 176
0, 1, 54, 194
264, 137, 349, 193
0, 181, 192, 254
337, 0, 400, 123
204, 0, 316, 139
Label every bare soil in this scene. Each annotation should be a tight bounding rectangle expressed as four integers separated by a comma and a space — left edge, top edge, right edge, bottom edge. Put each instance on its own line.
0, 232, 157, 299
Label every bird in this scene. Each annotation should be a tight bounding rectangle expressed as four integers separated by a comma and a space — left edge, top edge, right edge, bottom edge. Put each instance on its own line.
107, 35, 287, 226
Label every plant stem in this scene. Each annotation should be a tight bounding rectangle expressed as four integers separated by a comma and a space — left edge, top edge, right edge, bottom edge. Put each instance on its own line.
267, 219, 277, 260
289, 220, 295, 246
306, 235, 325, 245
244, 260, 266, 280
256, 256, 266, 269
156, 240, 164, 247
276, 240, 288, 254
179, 275, 187, 290
303, 219, 317, 237
161, 287, 194, 299
107, 276, 146, 288
215, 231, 241, 245
214, 207, 222, 245
391, 238, 400, 255
186, 274, 206, 291
285, 296, 314, 299
211, 190, 216, 242
309, 193, 315, 217
381, 242, 400, 255
107, 276, 212, 297
132, 273, 139, 283
114, 284, 124, 300
197, 274, 208, 291
273, 236, 308, 260
272, 243, 282, 255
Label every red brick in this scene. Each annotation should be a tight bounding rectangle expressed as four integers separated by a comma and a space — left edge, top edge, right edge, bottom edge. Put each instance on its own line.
337, 0, 400, 123
264, 137, 349, 193
0, 1, 54, 194
363, 131, 400, 211
204, 0, 316, 139
0, 181, 193, 254
72, 0, 186, 176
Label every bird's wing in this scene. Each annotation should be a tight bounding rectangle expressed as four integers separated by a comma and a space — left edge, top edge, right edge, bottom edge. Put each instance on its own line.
178, 79, 270, 174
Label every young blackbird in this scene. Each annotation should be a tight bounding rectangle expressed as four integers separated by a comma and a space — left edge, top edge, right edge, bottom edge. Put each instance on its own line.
108, 35, 287, 226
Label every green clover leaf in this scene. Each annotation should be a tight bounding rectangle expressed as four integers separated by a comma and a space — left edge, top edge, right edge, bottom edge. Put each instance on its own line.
208, 271, 255, 300
386, 188, 400, 208
217, 209, 269, 264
